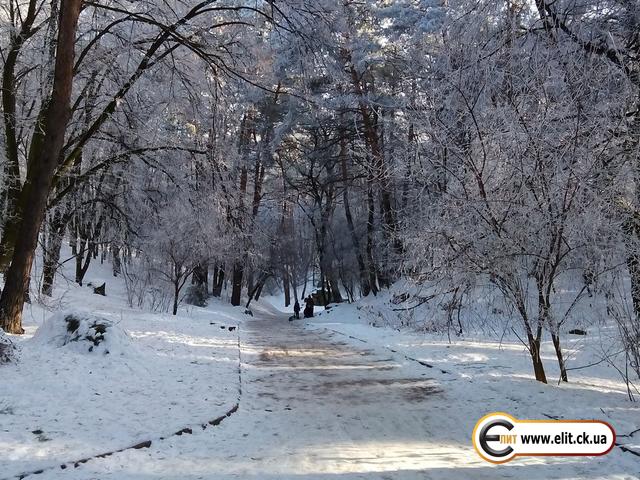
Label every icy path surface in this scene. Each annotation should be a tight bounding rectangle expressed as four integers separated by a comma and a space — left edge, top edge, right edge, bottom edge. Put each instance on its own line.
43, 312, 637, 480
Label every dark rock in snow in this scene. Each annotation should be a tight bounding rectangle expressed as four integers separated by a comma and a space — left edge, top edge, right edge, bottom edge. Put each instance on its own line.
93, 283, 106, 296
569, 329, 587, 336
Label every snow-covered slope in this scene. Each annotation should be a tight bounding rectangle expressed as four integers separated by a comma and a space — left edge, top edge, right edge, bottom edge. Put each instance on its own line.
0, 251, 243, 479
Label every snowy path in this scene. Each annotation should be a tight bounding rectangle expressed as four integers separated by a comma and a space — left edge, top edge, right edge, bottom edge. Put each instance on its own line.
38, 312, 637, 479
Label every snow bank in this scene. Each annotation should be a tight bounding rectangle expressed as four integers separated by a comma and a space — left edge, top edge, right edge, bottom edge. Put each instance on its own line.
31, 311, 133, 355
0, 328, 17, 364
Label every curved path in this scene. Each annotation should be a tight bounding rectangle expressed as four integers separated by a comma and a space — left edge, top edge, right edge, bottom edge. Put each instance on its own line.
42, 313, 593, 479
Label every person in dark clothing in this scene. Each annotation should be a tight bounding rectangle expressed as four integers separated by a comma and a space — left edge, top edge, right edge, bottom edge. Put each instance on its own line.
293, 300, 300, 319
303, 296, 314, 318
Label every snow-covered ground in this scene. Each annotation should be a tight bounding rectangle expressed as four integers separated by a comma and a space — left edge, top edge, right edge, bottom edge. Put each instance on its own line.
306, 300, 640, 476
0, 257, 241, 479
11, 306, 639, 480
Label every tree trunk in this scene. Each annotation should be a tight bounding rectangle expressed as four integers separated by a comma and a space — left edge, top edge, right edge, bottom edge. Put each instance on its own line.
291, 266, 299, 303
41, 226, 65, 296
366, 186, 378, 296
193, 263, 208, 289
75, 237, 86, 285
245, 270, 254, 300
524, 306, 547, 384
530, 293, 549, 383
173, 281, 179, 315
348, 62, 402, 260
0, 0, 82, 333
528, 332, 548, 383
254, 282, 264, 301
283, 269, 291, 307
340, 128, 370, 297
212, 265, 225, 297
551, 332, 568, 382
78, 242, 96, 286
326, 272, 343, 304
231, 262, 243, 306
0, 0, 39, 273
112, 246, 122, 277
245, 274, 269, 308
41, 208, 70, 296
212, 266, 219, 293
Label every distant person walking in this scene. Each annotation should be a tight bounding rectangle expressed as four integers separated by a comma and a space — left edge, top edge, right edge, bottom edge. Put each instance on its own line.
293, 300, 300, 319
304, 296, 314, 318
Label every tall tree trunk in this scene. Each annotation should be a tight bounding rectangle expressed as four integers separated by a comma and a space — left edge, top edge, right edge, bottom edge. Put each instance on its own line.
78, 239, 99, 286
230, 164, 248, 306
283, 268, 291, 307
245, 269, 254, 300
340, 129, 370, 297
254, 281, 265, 301
173, 280, 179, 315
347, 62, 402, 260
523, 300, 548, 383
112, 245, 122, 277
42, 148, 78, 296
231, 263, 243, 306
0, 0, 82, 334
41, 209, 69, 296
291, 266, 299, 303
212, 266, 219, 294
327, 273, 343, 304
528, 332, 548, 383
212, 265, 225, 297
75, 237, 87, 285
551, 332, 568, 382
0, 0, 39, 271
366, 185, 378, 296
42, 234, 64, 296
192, 263, 208, 289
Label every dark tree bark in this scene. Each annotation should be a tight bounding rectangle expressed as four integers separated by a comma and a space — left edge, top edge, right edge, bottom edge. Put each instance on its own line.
254, 281, 264, 301
521, 300, 547, 384
282, 268, 291, 307
366, 185, 378, 296
173, 281, 180, 316
0, 0, 83, 334
230, 162, 248, 306
231, 263, 244, 307
74, 234, 85, 284
112, 246, 122, 277
77, 241, 98, 286
192, 263, 208, 289
245, 273, 269, 308
528, 332, 548, 383
212, 265, 225, 297
551, 332, 568, 382
340, 127, 370, 297
347, 61, 402, 260
41, 208, 71, 296
0, 0, 39, 269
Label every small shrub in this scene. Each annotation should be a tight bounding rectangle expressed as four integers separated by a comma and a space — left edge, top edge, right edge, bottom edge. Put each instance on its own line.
0, 329, 17, 364
184, 284, 208, 307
